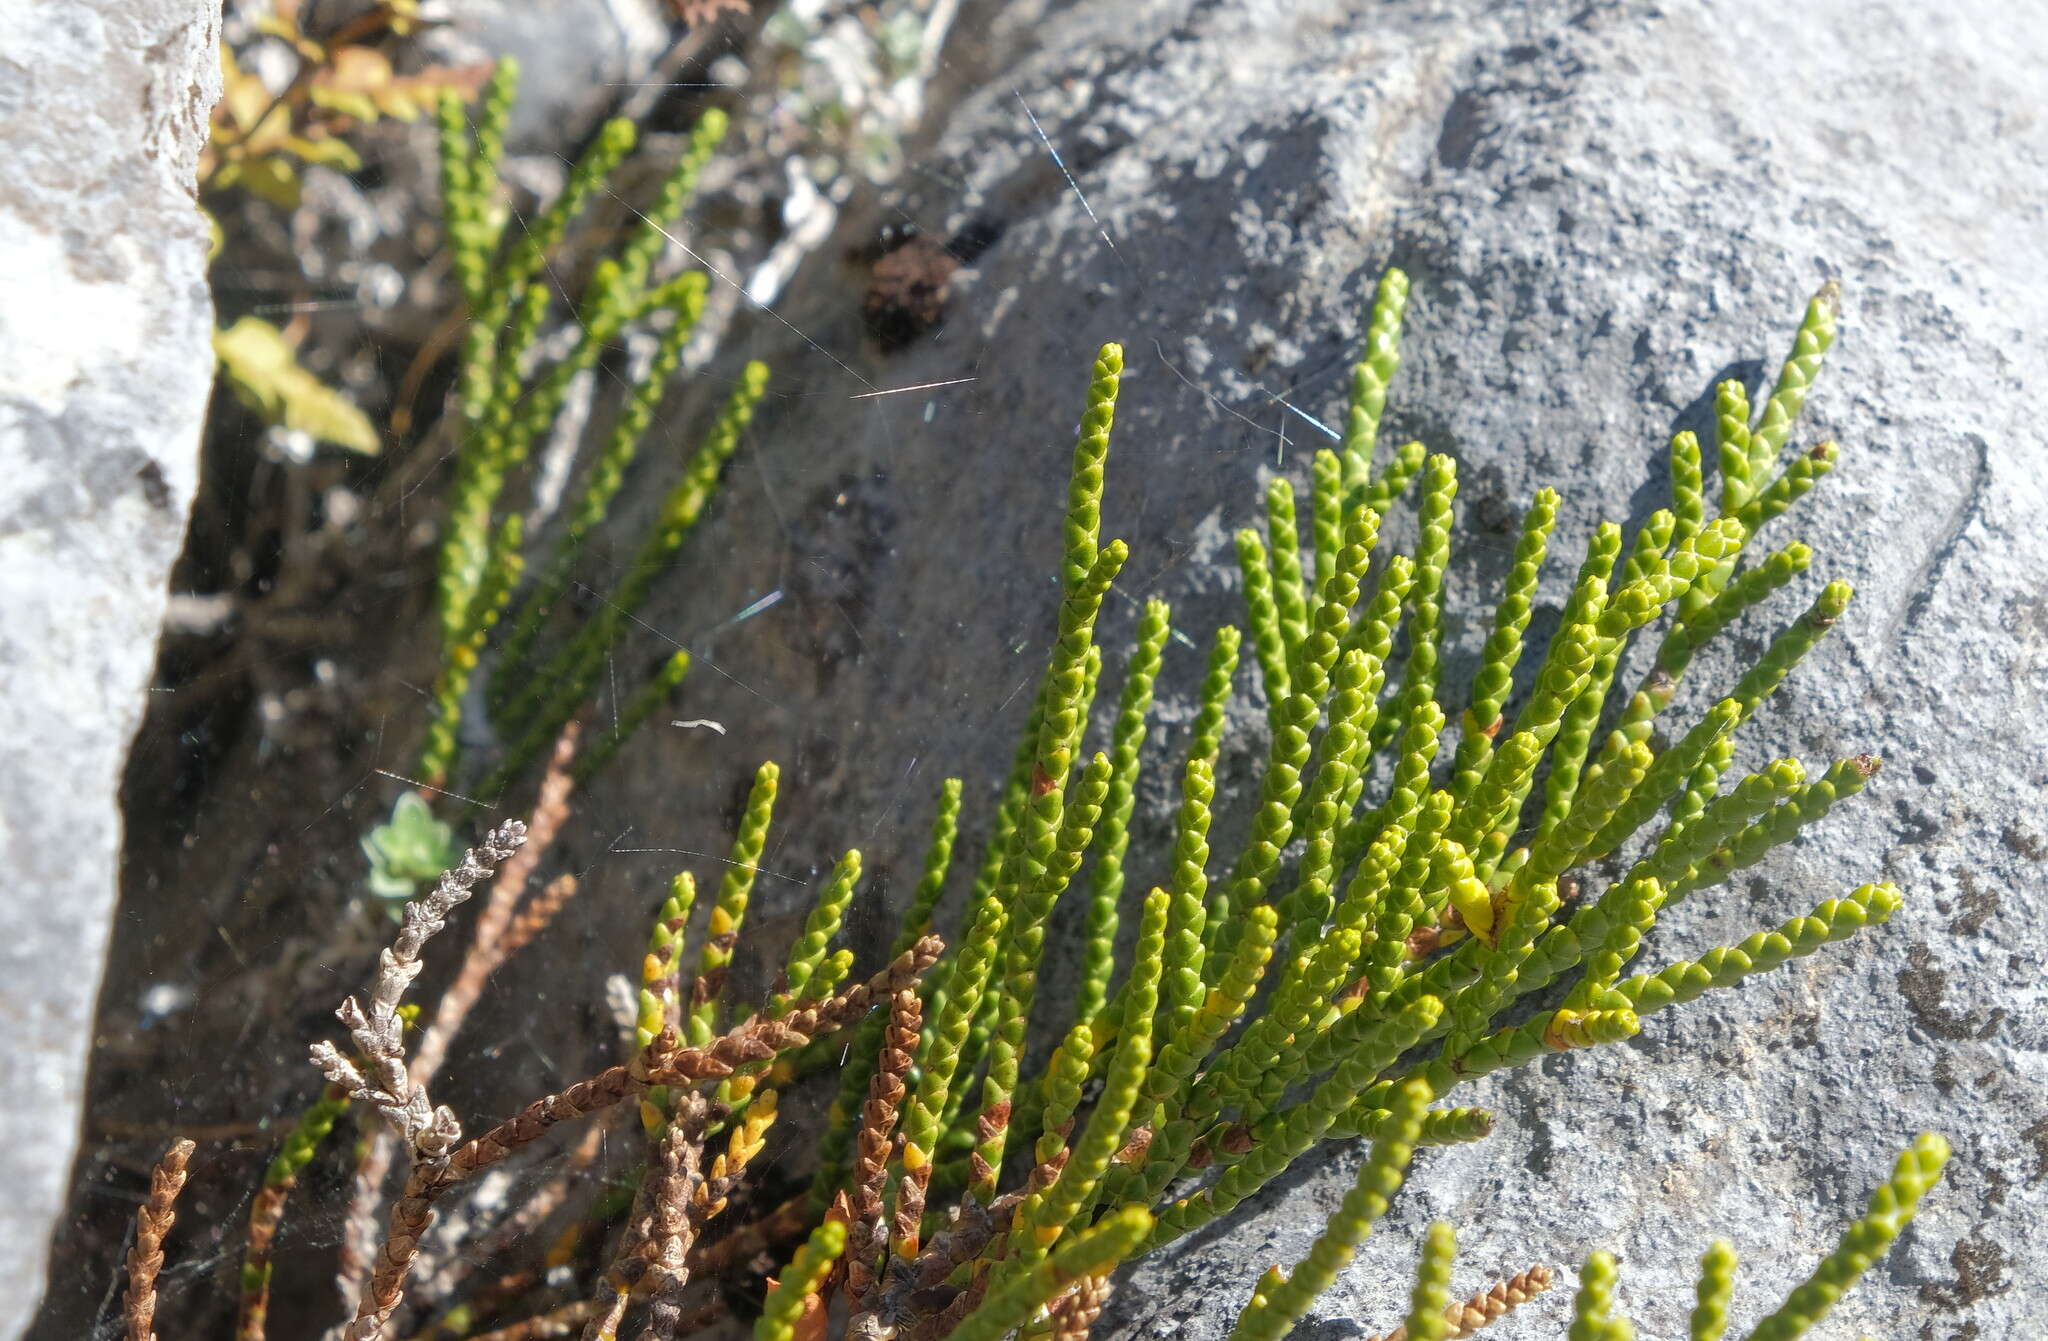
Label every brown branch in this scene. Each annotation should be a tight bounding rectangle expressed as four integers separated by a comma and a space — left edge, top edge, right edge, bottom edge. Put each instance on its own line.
317, 821, 527, 1334
124, 1139, 195, 1341
1367, 1264, 1555, 1341
411, 1113, 615, 1316
496, 872, 582, 961
636, 1098, 709, 1341
239, 1180, 292, 1341
1049, 1272, 1113, 1341
413, 727, 580, 1085
344, 938, 945, 1341
460, 1299, 600, 1341
399, 1270, 540, 1341
311, 819, 528, 1148
454, 938, 942, 1182
578, 1290, 631, 1341
238, 1083, 350, 1341
467, 1298, 718, 1341
904, 1249, 994, 1341
906, 1188, 1026, 1294
397, 735, 582, 1302
847, 989, 921, 1311
687, 1194, 809, 1275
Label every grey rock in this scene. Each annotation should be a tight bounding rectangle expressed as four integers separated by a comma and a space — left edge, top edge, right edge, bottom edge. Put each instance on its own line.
419, 0, 674, 151
596, 0, 2044, 1337
0, 0, 218, 1332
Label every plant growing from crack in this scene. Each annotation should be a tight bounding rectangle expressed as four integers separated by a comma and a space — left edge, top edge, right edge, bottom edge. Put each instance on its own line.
358, 59, 768, 904
115, 273, 1939, 1341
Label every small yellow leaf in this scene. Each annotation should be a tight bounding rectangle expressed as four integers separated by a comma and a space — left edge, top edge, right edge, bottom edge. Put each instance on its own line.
282, 134, 363, 170
213, 317, 381, 455
239, 154, 303, 209
307, 86, 380, 123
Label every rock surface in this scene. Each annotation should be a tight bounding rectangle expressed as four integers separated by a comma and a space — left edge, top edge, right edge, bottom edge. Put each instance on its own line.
593, 1, 2045, 1337
0, 0, 219, 1332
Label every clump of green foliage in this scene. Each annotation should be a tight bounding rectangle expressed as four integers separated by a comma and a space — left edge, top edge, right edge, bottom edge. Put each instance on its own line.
359, 59, 767, 901
361, 793, 462, 901
199, 14, 760, 897
116, 273, 1940, 1341
751, 274, 1910, 1341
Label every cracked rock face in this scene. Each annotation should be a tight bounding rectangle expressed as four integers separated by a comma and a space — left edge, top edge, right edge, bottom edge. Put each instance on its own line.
601, 1, 2043, 1336
0, 0, 219, 1331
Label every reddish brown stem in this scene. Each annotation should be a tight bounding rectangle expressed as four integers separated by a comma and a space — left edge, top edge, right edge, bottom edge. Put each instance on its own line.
125, 1139, 196, 1341
847, 989, 921, 1310
345, 939, 944, 1338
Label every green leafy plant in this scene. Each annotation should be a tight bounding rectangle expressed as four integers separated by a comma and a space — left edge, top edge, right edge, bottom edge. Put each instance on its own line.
201, 1, 489, 210
213, 315, 383, 457
413, 59, 759, 803
361, 793, 463, 903
113, 274, 1937, 1341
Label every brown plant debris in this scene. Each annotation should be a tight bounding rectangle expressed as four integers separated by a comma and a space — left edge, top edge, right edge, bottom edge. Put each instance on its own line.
124, 1138, 196, 1341
1367, 1264, 1556, 1341
335, 937, 944, 1341
848, 989, 923, 1310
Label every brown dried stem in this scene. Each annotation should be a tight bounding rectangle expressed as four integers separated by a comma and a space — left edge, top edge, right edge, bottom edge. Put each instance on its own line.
124, 1139, 196, 1341
461, 1296, 720, 1341
1367, 1264, 1555, 1341
239, 1180, 292, 1341
342, 938, 943, 1341
453, 938, 941, 1181
341, 733, 575, 1297
461, 1300, 601, 1341
496, 872, 582, 960
415, 727, 580, 1084
400, 735, 583, 1302
687, 1194, 809, 1276
1049, 1272, 1114, 1341
847, 989, 921, 1311
635, 1097, 710, 1341
322, 820, 529, 1308
412, 1115, 615, 1315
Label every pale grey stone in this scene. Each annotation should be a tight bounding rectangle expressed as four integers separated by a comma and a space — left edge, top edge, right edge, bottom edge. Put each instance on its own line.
0, 0, 219, 1332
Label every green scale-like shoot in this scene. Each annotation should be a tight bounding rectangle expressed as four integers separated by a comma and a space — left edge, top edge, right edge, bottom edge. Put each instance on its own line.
1342, 267, 1409, 494
1373, 453, 1457, 753
1142, 996, 1441, 1254
1690, 1239, 1738, 1341
1619, 883, 1900, 1018
1267, 479, 1311, 664
950, 1208, 1152, 1341
1188, 624, 1242, 766
1571, 1249, 1633, 1341
1453, 486, 1559, 799
1743, 1131, 1947, 1341
497, 361, 769, 747
492, 272, 710, 694
1239, 527, 1293, 718
1224, 1078, 1431, 1341
1110, 901, 1279, 1211
1005, 885, 1167, 1273
753, 1220, 844, 1341
686, 760, 776, 1046
1403, 1221, 1459, 1341
1081, 599, 1173, 1022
